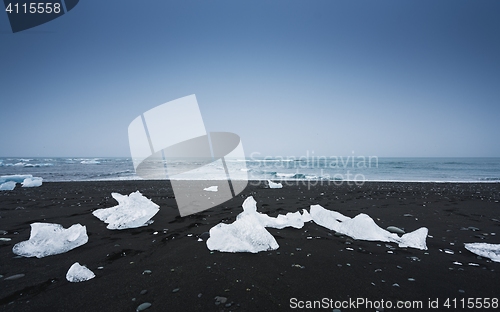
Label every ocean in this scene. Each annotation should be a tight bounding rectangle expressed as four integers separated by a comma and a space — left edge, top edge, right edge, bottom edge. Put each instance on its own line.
1, 157, 499, 183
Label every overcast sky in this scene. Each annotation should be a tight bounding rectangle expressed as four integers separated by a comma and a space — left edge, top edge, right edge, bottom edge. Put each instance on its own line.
1, 0, 499, 158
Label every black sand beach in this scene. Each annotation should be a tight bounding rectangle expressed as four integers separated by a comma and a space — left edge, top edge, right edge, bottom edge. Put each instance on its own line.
1, 181, 499, 311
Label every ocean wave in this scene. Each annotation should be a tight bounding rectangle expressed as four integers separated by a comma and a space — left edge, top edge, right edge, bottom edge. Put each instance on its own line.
23, 163, 54, 167
479, 177, 500, 181
80, 159, 101, 164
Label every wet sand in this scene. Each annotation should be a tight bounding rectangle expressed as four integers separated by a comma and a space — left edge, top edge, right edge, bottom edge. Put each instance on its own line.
1, 181, 499, 311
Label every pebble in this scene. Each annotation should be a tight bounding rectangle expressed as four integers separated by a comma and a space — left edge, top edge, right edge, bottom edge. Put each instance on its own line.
142, 270, 152, 275
140, 290, 148, 295
4, 274, 25, 280
214, 296, 227, 304
0, 230, 8, 235
200, 232, 210, 241
136, 302, 151, 311
392, 283, 400, 287
172, 288, 180, 293
408, 278, 415, 282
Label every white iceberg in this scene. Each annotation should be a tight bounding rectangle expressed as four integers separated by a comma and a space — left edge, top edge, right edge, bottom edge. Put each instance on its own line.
0, 181, 17, 191
268, 180, 283, 189
310, 204, 428, 250
464, 243, 500, 262
207, 196, 311, 253
0, 174, 33, 183
66, 262, 95, 282
22, 177, 43, 188
12, 223, 88, 258
203, 186, 218, 192
92, 191, 159, 230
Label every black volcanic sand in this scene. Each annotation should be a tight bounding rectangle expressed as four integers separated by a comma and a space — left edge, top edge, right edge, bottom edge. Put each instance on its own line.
1, 181, 500, 311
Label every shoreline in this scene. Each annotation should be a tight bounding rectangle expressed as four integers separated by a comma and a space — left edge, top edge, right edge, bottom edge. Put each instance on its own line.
1, 181, 499, 311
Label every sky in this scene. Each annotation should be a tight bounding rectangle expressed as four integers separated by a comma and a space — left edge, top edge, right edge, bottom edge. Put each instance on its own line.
0, 0, 499, 158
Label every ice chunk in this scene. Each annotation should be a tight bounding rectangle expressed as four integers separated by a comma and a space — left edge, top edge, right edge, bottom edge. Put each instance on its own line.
12, 223, 88, 258
66, 262, 95, 282
92, 191, 159, 230
207, 196, 311, 253
464, 243, 500, 262
310, 204, 427, 250
22, 177, 43, 188
0, 174, 32, 183
239, 197, 311, 229
399, 227, 428, 250
203, 186, 218, 192
268, 180, 283, 189
207, 210, 279, 253
0, 181, 17, 191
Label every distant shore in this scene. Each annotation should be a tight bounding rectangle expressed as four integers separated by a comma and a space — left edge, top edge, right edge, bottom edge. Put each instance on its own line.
1, 181, 499, 311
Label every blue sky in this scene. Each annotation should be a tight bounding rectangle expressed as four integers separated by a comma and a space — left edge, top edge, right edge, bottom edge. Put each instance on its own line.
1, 0, 499, 157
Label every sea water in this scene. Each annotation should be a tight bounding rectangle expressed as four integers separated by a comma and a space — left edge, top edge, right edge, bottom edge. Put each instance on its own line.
0, 157, 499, 183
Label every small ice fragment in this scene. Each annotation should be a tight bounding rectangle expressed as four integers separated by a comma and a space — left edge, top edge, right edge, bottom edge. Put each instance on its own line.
444, 249, 454, 255
0, 181, 17, 191
267, 180, 283, 189
0, 237, 11, 241
12, 223, 88, 258
66, 262, 95, 282
468, 263, 480, 266
464, 242, 500, 262
92, 191, 159, 230
203, 186, 218, 192
21, 177, 43, 188
453, 261, 462, 265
